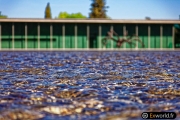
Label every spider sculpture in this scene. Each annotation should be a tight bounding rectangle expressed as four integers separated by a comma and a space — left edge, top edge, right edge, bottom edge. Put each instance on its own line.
102, 29, 145, 48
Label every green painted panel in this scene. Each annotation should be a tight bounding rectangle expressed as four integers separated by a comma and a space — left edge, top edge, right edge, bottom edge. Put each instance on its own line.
89, 24, 98, 48
53, 36, 62, 48
83, 36, 87, 48
1, 23, 12, 36
138, 24, 148, 48
162, 36, 173, 48
27, 39, 38, 48
65, 24, 75, 48
150, 36, 155, 48
53, 23, 63, 48
40, 23, 50, 36
65, 36, 71, 48
27, 23, 38, 36
101, 24, 112, 48
150, 25, 160, 48
65, 36, 75, 48
77, 36, 88, 48
126, 24, 136, 48
139, 36, 148, 48
14, 39, 25, 48
167, 36, 173, 48
27, 23, 38, 48
1, 36, 11, 39
1, 23, 12, 49
77, 24, 87, 48
1, 39, 12, 48
40, 39, 50, 48
156, 36, 160, 48
14, 23, 25, 36
97, 36, 101, 48
40, 23, 50, 48
162, 24, 173, 48
77, 37, 82, 48
14, 36, 25, 39
93, 36, 98, 48
14, 22, 25, 48
150, 36, 160, 48
113, 24, 123, 48
162, 36, 167, 48
27, 36, 37, 39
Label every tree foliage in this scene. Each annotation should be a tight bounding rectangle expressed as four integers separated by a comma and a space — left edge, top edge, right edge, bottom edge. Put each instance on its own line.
0, 11, 7, 18
89, 0, 108, 18
58, 12, 87, 18
45, 2, 52, 19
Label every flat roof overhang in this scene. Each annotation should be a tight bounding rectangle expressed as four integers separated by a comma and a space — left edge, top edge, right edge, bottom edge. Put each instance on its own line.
0, 18, 180, 24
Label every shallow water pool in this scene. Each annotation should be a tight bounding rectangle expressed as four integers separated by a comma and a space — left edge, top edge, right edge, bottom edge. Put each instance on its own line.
0, 51, 180, 120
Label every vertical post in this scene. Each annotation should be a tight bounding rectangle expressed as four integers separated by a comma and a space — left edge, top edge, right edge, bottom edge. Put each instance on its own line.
87, 24, 89, 49
75, 24, 77, 49
50, 23, 53, 50
123, 25, 126, 50
111, 25, 114, 49
172, 26, 175, 49
160, 25, 163, 49
62, 24, 65, 50
136, 25, 138, 50
99, 24, 102, 49
0, 23, 1, 50
25, 23, 27, 50
12, 23, 14, 50
148, 25, 151, 49
38, 23, 40, 50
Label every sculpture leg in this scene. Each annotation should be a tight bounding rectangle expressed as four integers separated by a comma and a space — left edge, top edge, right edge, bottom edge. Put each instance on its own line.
132, 38, 145, 48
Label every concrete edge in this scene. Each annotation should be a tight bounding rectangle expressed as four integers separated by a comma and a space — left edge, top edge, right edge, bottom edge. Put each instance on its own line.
0, 48, 180, 52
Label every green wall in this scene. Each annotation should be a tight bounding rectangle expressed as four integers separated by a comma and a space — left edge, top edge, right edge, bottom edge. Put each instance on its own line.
27, 23, 38, 48
14, 23, 25, 48
126, 24, 136, 48
101, 24, 112, 48
163, 24, 173, 48
0, 22, 175, 49
53, 23, 63, 48
1, 22, 12, 48
89, 24, 98, 48
138, 24, 149, 49
77, 24, 88, 48
113, 24, 124, 48
151, 25, 160, 48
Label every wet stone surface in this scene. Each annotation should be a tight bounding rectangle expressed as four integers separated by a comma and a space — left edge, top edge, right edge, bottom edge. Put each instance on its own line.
0, 51, 180, 120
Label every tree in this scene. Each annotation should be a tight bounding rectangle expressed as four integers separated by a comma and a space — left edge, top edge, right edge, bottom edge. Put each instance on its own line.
70, 12, 87, 18
45, 2, 52, 19
58, 12, 69, 18
89, 0, 108, 18
0, 11, 7, 18
58, 12, 87, 18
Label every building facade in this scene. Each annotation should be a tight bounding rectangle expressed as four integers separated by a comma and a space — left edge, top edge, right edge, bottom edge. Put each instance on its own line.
0, 19, 180, 50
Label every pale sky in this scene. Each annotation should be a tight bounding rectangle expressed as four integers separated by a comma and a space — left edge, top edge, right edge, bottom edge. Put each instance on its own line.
0, 0, 180, 19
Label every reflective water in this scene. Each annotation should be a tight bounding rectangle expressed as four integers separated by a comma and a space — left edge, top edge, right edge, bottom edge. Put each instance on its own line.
0, 51, 180, 120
